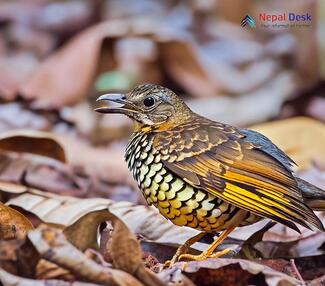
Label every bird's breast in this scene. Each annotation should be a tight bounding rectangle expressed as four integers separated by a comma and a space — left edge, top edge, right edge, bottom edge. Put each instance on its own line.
125, 132, 261, 232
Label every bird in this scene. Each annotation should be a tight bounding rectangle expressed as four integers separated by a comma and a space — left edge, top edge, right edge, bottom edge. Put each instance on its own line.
96, 83, 325, 263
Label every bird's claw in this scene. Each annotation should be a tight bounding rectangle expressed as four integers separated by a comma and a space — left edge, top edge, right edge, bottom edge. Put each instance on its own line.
178, 248, 231, 261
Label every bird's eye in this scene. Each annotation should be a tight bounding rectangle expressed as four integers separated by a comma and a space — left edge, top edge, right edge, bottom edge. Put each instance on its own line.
143, 96, 155, 107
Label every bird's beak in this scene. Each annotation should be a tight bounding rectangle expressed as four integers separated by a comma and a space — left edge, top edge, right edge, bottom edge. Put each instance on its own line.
95, 93, 138, 115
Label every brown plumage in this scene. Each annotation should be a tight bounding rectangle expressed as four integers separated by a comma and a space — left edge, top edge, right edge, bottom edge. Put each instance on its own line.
96, 84, 324, 262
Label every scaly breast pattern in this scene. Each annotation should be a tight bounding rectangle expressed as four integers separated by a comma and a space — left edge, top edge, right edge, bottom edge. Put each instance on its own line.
125, 132, 261, 232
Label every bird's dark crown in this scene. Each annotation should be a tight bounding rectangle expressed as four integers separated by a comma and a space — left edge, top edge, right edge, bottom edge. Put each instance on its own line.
96, 84, 194, 131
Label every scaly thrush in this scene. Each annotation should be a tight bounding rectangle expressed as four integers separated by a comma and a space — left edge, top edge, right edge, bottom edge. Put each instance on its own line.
96, 84, 325, 263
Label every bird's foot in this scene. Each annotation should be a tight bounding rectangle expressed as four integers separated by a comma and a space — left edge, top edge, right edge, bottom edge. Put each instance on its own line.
164, 253, 181, 268
178, 248, 231, 262
164, 260, 173, 268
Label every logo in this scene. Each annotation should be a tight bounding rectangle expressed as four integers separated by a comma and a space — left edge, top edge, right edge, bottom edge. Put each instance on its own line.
241, 15, 255, 28
241, 13, 312, 29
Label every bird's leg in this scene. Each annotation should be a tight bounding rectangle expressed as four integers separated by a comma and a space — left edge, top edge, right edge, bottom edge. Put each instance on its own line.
164, 232, 206, 268
178, 225, 236, 261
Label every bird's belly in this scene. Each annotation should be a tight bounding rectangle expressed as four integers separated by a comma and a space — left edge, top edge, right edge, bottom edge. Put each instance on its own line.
135, 158, 261, 232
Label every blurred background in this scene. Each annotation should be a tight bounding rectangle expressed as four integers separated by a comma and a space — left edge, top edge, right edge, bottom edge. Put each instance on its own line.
0, 0, 324, 205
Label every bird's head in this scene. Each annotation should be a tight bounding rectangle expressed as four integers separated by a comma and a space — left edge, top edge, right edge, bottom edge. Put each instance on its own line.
95, 84, 193, 131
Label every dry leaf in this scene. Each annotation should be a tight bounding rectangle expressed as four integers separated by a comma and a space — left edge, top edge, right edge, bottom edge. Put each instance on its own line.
157, 268, 196, 286
56, 135, 132, 186
6, 190, 199, 249
63, 209, 112, 252
238, 221, 276, 259
252, 117, 325, 170
62, 208, 143, 274
0, 266, 103, 286
0, 239, 23, 275
77, 210, 143, 274
28, 225, 143, 286
36, 259, 74, 281
0, 130, 66, 163
0, 103, 51, 133
63, 209, 166, 286
0, 202, 33, 239
160, 41, 218, 98
188, 71, 295, 126
0, 130, 134, 198
0, 152, 87, 198
19, 22, 115, 109
174, 259, 301, 286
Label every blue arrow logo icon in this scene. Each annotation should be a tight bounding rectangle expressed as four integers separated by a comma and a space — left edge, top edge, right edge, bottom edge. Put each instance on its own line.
241, 15, 255, 28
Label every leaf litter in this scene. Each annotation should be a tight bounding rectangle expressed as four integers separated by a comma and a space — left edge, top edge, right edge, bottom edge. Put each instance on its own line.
0, 0, 325, 285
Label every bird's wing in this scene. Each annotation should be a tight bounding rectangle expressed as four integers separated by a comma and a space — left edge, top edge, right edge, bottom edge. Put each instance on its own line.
153, 120, 323, 231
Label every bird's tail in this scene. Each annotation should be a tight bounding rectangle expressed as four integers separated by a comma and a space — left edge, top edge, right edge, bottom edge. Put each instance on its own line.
297, 177, 325, 211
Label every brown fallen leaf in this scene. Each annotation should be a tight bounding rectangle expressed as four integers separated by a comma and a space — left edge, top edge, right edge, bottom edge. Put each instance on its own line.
98, 211, 166, 286
62, 209, 166, 286
0, 71, 19, 101
159, 40, 218, 98
0, 237, 40, 279
7, 190, 199, 249
0, 266, 102, 286
252, 117, 325, 171
55, 135, 132, 186
238, 221, 276, 259
307, 96, 325, 122
63, 209, 111, 252
308, 273, 325, 286
173, 259, 300, 286
236, 219, 325, 259
157, 267, 196, 286
28, 225, 143, 286
0, 128, 132, 189
0, 152, 88, 198
18, 18, 138, 109
188, 71, 296, 126
36, 259, 74, 281
0, 202, 33, 239
0, 132, 134, 199
0, 130, 66, 163
0, 239, 23, 275
0, 103, 51, 133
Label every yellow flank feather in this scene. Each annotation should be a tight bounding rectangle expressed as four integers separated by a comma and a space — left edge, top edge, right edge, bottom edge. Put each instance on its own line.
222, 171, 290, 195
222, 182, 287, 219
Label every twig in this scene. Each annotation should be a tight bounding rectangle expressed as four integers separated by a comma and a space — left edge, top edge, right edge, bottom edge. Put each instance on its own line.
290, 258, 305, 285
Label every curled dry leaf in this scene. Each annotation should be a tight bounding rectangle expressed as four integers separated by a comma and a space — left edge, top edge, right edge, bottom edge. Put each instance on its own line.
7, 192, 189, 284
174, 259, 300, 286
28, 225, 143, 286
7, 190, 199, 248
98, 210, 166, 286
63, 209, 113, 252
0, 267, 103, 286
101, 209, 143, 273
0, 202, 33, 239
238, 221, 277, 259
63, 209, 166, 286
0, 130, 66, 163
0, 129, 134, 198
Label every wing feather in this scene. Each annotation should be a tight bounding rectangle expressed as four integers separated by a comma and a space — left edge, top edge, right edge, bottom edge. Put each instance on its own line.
154, 120, 324, 231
